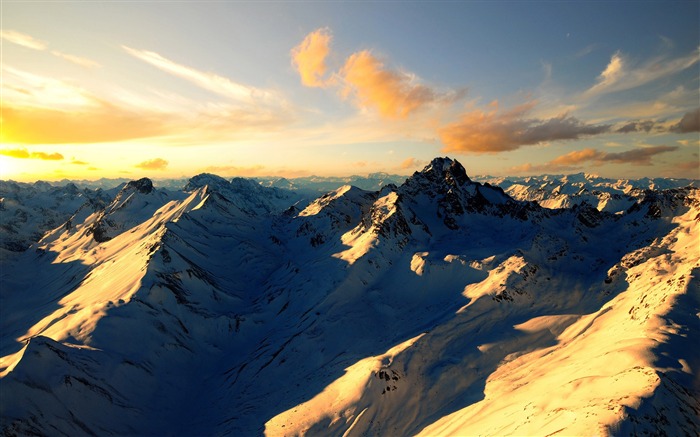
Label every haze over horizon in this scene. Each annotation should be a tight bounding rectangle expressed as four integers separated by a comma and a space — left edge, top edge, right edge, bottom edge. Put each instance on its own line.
1, 1, 698, 182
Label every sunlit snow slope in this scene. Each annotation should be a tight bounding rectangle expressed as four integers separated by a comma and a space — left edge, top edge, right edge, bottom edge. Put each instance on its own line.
1, 158, 698, 436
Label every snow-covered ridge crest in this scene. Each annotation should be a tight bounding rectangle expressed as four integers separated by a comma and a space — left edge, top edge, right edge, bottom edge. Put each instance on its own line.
478, 171, 699, 213
299, 185, 373, 217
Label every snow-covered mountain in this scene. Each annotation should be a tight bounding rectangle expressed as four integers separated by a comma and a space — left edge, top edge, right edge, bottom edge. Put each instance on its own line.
1, 158, 698, 436
0, 181, 115, 261
0, 176, 308, 263
256, 172, 406, 194
475, 172, 698, 213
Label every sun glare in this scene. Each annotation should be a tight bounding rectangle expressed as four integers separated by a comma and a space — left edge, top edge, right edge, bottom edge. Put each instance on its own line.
0, 156, 16, 180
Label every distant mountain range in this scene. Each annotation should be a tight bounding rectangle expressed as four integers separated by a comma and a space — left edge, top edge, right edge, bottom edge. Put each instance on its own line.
2, 168, 695, 259
1, 158, 698, 435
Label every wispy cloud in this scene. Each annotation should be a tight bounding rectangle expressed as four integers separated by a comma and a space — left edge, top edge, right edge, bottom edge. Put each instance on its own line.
1, 67, 167, 144
2, 66, 99, 109
510, 145, 678, 173
0, 148, 63, 160
1, 67, 292, 145
120, 46, 294, 139
51, 51, 100, 69
135, 158, 168, 171
585, 51, 625, 96
0, 30, 46, 50
574, 43, 597, 59
123, 46, 279, 105
1, 29, 100, 69
439, 101, 610, 154
291, 28, 333, 88
583, 48, 700, 97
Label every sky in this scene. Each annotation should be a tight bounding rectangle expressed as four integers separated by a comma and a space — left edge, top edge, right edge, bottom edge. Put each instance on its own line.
1, 1, 699, 182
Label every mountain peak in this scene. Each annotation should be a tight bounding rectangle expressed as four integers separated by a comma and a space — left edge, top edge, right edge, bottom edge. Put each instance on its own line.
426, 156, 455, 170
230, 177, 261, 191
184, 173, 230, 192
425, 157, 471, 184
406, 157, 471, 192
122, 177, 154, 194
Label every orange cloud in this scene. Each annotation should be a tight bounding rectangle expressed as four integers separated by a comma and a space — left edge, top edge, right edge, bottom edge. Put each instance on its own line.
0, 148, 64, 160
440, 102, 610, 154
511, 145, 679, 174
291, 28, 333, 88
399, 157, 426, 170
340, 51, 439, 118
135, 158, 169, 171
676, 161, 699, 172
3, 66, 294, 145
550, 148, 603, 166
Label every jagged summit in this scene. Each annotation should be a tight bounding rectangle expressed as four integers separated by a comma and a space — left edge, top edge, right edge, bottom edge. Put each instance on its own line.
110, 178, 158, 212
399, 157, 514, 228
121, 177, 154, 194
416, 157, 472, 187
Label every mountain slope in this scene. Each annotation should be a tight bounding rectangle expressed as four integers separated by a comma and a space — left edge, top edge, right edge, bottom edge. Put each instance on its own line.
1, 159, 698, 436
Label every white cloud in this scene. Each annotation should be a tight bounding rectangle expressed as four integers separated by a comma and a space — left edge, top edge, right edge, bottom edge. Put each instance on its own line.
584, 48, 699, 97
51, 51, 101, 69
0, 30, 46, 50
122, 46, 280, 106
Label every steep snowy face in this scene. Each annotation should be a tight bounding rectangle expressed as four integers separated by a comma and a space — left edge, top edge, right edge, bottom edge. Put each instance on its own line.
290, 185, 378, 251
0, 181, 111, 258
335, 158, 542, 265
398, 157, 536, 232
86, 178, 176, 244
184, 173, 304, 215
267, 186, 700, 437
1, 165, 699, 437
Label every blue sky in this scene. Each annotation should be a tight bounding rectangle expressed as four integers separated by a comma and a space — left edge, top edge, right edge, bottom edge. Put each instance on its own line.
1, 1, 698, 181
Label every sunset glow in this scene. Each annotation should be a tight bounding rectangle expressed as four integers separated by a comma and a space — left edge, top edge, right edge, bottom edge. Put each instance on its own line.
1, 2, 698, 182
